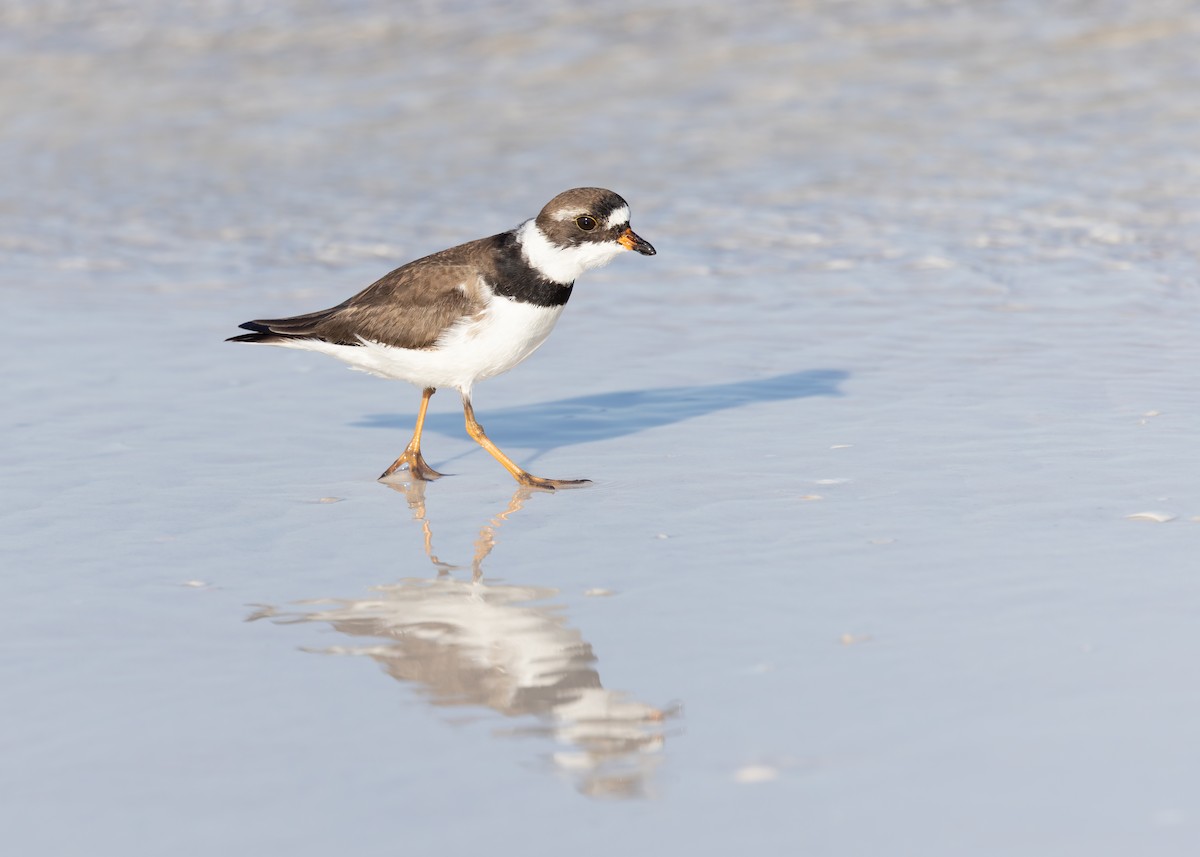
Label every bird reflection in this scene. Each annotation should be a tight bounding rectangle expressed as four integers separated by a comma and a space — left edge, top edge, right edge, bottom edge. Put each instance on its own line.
252, 480, 671, 799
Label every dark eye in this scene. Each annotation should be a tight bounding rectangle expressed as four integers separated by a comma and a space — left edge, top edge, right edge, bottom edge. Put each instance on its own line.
575, 215, 597, 232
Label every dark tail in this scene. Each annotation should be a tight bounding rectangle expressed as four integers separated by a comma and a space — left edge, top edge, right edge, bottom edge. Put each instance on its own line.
226, 308, 342, 344
227, 332, 292, 343
226, 322, 301, 344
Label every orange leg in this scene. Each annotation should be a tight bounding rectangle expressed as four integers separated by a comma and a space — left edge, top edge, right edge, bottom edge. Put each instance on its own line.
461, 395, 589, 490
379, 387, 444, 481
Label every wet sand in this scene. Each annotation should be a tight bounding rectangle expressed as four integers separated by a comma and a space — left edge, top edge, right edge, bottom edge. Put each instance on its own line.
4, 1, 1200, 854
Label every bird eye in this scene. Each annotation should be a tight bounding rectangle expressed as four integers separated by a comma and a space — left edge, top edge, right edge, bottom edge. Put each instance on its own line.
575, 215, 597, 232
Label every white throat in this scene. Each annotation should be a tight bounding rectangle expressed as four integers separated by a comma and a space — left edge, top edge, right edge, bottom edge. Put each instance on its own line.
516, 219, 625, 285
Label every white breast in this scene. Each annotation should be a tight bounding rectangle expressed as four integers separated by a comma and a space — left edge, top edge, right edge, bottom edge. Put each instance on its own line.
429, 292, 566, 390
276, 290, 565, 396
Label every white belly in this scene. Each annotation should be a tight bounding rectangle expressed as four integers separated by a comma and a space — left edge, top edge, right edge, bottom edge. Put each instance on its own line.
275, 294, 566, 395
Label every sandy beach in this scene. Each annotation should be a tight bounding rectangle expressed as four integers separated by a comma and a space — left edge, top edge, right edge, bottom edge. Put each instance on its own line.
4, 1, 1200, 853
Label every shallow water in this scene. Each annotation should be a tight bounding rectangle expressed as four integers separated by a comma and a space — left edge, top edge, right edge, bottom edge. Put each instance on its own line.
4, 1, 1200, 854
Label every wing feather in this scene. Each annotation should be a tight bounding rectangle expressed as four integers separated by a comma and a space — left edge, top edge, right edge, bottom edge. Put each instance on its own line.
228, 238, 495, 350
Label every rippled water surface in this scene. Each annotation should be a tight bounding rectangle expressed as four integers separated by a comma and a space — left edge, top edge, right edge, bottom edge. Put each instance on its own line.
4, 1, 1200, 854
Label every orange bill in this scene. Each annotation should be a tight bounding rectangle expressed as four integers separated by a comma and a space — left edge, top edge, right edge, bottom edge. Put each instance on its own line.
618, 227, 656, 256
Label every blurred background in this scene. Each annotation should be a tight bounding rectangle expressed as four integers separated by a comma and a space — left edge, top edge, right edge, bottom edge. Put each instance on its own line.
7, 0, 1200, 293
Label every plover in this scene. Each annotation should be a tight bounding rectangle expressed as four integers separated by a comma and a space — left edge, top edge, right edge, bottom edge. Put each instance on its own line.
228, 187, 655, 489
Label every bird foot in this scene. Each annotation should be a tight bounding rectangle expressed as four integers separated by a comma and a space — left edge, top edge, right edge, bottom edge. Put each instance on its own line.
379, 448, 444, 481
515, 474, 592, 491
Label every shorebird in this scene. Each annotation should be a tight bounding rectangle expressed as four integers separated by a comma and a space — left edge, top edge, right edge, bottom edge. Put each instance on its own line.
228, 187, 655, 489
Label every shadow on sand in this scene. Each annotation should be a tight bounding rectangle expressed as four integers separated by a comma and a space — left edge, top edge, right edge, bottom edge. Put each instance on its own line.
354, 368, 849, 452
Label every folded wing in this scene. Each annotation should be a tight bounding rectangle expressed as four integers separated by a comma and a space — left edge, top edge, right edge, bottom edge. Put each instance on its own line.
228, 244, 488, 351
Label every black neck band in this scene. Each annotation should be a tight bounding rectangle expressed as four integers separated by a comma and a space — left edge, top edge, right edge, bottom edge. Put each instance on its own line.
489, 232, 574, 307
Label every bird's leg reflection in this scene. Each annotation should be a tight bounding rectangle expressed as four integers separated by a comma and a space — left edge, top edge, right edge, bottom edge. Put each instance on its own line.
470, 486, 533, 580
254, 484, 674, 798
384, 477, 458, 575
382, 479, 534, 579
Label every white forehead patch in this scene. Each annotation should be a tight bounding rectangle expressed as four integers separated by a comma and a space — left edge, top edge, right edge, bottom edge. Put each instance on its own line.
550, 204, 631, 227
604, 206, 630, 229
